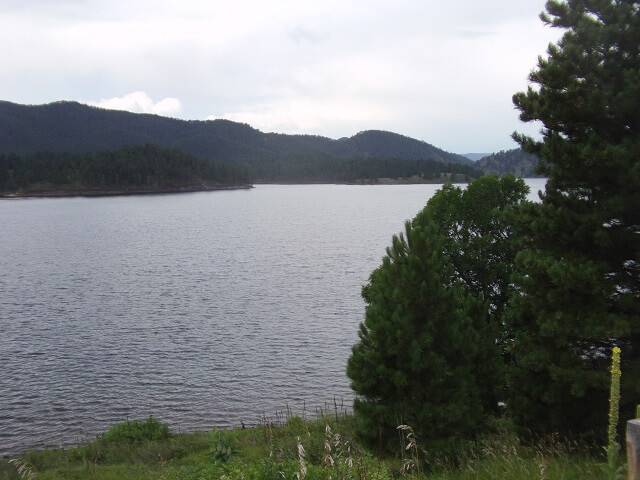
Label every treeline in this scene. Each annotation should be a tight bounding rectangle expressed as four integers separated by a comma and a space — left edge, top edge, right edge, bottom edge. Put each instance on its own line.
0, 144, 251, 194
0, 101, 473, 180
251, 155, 482, 183
0, 144, 483, 193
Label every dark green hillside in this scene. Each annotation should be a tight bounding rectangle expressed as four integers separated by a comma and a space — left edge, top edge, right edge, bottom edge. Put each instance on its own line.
332, 130, 470, 164
475, 148, 540, 177
252, 154, 482, 183
0, 101, 473, 183
0, 101, 262, 160
0, 144, 251, 196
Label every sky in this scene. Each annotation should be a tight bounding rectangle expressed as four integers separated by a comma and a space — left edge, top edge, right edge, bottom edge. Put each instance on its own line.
0, 0, 563, 154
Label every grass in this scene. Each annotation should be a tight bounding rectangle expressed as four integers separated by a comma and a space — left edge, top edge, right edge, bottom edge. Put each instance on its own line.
0, 414, 604, 480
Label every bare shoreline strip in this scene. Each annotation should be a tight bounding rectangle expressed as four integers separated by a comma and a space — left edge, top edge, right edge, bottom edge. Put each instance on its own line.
0, 184, 254, 199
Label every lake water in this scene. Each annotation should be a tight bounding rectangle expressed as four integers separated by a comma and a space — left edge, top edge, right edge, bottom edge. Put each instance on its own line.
0, 180, 546, 456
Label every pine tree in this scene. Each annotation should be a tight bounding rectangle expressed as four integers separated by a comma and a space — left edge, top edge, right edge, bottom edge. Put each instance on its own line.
509, 0, 640, 437
347, 213, 485, 452
346, 175, 529, 453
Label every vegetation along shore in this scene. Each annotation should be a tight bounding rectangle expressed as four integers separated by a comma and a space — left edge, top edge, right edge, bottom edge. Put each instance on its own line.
1, 184, 252, 199
0, 145, 252, 198
0, 414, 603, 480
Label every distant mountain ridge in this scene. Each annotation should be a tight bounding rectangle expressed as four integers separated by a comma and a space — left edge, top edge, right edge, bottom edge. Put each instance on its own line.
0, 101, 472, 178
462, 153, 491, 162
475, 149, 541, 177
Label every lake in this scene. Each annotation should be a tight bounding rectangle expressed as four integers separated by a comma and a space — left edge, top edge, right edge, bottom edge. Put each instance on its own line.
0, 179, 546, 456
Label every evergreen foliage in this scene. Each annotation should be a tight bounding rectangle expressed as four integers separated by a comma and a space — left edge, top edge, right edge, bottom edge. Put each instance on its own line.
0, 144, 251, 194
508, 0, 640, 437
347, 214, 485, 453
0, 101, 474, 183
347, 175, 529, 453
0, 145, 482, 191
250, 155, 482, 183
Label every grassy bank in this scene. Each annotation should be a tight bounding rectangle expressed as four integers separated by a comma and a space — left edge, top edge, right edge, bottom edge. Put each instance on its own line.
1, 415, 603, 480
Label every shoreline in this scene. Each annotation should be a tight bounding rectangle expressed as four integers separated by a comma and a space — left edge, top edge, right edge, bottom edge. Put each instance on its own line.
0, 415, 601, 479
0, 184, 254, 199
2, 177, 543, 198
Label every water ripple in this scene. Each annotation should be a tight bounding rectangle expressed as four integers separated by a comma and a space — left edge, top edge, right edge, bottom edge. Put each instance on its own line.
0, 181, 549, 456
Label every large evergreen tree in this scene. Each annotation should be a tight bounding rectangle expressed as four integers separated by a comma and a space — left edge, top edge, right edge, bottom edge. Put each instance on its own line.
347, 175, 528, 453
347, 213, 485, 453
509, 0, 640, 437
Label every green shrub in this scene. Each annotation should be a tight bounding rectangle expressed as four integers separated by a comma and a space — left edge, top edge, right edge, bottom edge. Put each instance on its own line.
211, 429, 239, 463
99, 416, 171, 444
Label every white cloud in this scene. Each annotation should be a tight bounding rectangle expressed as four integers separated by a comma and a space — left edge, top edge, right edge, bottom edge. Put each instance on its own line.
87, 92, 181, 117
209, 96, 387, 135
0, 0, 562, 152
288, 25, 325, 45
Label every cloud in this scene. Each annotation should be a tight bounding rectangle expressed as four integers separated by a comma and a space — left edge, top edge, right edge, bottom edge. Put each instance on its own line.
207, 95, 388, 137
0, 0, 562, 152
288, 25, 324, 45
453, 29, 496, 38
87, 91, 181, 117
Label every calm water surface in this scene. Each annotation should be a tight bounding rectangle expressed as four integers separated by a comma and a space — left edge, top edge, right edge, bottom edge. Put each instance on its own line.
0, 180, 546, 456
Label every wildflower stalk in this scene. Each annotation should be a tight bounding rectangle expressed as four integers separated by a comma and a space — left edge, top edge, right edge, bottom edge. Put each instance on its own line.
9, 458, 37, 480
397, 424, 420, 478
323, 422, 335, 480
296, 436, 307, 480
603, 346, 622, 479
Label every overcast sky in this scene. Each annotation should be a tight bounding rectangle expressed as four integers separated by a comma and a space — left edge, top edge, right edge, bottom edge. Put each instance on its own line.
0, 0, 563, 153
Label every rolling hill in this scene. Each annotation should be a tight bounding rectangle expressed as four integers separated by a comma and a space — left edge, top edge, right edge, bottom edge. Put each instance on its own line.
0, 101, 473, 182
475, 149, 541, 177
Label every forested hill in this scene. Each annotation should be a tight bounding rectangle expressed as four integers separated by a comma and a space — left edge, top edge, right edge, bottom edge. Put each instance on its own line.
0, 101, 471, 169
475, 149, 541, 177
0, 145, 251, 196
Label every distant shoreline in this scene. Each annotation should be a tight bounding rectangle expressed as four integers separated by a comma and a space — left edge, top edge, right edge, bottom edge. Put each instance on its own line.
0, 184, 254, 199
253, 176, 475, 186
1, 178, 544, 198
